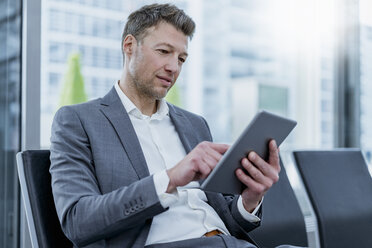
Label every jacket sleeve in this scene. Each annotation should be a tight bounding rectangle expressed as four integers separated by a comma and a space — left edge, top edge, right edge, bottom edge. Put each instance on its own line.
50, 106, 166, 247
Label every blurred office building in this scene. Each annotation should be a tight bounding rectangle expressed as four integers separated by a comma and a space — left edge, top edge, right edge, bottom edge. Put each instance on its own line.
225, 0, 335, 147
360, 23, 372, 162
41, 0, 194, 146
0, 1, 21, 247
40, 0, 126, 146
40, 0, 336, 150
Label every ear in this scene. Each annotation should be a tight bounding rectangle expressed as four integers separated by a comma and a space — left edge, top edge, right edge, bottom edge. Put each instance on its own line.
123, 34, 137, 58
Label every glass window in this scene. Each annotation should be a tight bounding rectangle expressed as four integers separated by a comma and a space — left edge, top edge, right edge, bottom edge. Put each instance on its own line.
49, 73, 61, 87
41, 1, 130, 147
49, 9, 62, 31
0, 0, 22, 246
78, 14, 85, 35
92, 18, 98, 37
49, 42, 63, 63
85, 15, 93, 36
40, 0, 339, 149
360, 0, 372, 167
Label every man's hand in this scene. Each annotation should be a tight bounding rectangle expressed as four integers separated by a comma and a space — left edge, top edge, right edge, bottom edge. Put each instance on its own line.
166, 141, 229, 193
236, 140, 280, 212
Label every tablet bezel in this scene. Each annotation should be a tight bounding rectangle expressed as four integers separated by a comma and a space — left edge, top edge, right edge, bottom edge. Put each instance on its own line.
200, 111, 297, 195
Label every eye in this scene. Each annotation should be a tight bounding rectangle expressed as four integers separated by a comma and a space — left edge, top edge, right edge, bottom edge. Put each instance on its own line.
179, 57, 186, 63
157, 49, 169, 54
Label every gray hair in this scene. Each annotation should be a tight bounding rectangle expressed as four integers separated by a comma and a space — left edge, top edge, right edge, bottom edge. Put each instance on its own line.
121, 3, 195, 63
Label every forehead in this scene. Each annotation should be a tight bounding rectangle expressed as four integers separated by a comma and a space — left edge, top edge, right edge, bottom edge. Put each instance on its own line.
141, 22, 189, 52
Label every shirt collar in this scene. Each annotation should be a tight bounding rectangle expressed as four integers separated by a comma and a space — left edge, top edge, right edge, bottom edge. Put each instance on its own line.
114, 81, 169, 120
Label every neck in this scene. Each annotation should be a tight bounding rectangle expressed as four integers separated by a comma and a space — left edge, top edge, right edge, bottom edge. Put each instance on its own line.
119, 73, 157, 116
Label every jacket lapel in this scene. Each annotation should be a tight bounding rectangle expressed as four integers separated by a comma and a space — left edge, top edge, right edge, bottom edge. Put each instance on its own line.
168, 104, 200, 153
98, 89, 201, 177
99, 87, 150, 179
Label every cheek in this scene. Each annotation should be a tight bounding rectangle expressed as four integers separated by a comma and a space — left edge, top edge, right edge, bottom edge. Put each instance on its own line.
174, 69, 181, 80
129, 56, 146, 76
152, 57, 167, 71
128, 60, 136, 75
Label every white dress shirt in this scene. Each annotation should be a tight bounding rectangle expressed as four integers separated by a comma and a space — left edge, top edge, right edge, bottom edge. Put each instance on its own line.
114, 82, 261, 245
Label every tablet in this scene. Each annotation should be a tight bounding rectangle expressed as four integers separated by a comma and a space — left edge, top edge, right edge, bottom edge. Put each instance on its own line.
200, 110, 297, 195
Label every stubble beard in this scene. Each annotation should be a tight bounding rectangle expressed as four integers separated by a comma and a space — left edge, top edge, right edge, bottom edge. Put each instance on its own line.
131, 72, 168, 101
128, 52, 169, 101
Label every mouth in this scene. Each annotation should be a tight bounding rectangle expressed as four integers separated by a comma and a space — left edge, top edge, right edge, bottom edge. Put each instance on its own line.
156, 75, 173, 87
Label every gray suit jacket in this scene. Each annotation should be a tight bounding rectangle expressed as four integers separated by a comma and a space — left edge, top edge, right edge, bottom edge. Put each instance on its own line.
50, 87, 260, 248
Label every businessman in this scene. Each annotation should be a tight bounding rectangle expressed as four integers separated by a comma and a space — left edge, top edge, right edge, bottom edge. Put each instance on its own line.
50, 4, 293, 248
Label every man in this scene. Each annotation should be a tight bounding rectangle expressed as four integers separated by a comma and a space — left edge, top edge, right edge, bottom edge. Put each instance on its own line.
50, 4, 290, 248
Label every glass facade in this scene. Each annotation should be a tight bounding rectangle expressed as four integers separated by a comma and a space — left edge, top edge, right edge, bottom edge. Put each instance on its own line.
360, 0, 372, 165
0, 0, 22, 247
40, 0, 338, 150
40, 0, 126, 146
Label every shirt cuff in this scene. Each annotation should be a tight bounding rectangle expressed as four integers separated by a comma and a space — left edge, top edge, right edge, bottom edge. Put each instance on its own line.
153, 170, 178, 208
237, 196, 262, 223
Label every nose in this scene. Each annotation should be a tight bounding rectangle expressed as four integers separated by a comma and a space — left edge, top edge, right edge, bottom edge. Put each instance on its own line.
164, 56, 180, 74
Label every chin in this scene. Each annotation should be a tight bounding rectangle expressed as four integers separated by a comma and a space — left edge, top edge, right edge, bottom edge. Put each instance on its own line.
158, 94, 167, 100
152, 92, 166, 100
155, 89, 168, 99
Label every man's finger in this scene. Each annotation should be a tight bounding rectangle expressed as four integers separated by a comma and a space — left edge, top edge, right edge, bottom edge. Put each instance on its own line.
236, 168, 264, 192
204, 145, 224, 163
268, 140, 280, 171
202, 153, 219, 168
241, 157, 265, 182
198, 162, 213, 179
209, 142, 230, 154
248, 152, 278, 179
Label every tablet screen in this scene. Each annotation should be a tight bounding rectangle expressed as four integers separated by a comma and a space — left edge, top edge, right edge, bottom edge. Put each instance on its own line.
200, 111, 297, 195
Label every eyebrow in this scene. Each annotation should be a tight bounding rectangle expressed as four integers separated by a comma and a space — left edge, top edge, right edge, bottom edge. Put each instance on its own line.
156, 42, 188, 57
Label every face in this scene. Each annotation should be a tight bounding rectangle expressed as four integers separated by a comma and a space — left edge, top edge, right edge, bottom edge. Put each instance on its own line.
124, 22, 189, 100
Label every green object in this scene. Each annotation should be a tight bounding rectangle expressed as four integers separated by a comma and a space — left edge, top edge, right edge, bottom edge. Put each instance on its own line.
165, 84, 182, 107
59, 53, 87, 107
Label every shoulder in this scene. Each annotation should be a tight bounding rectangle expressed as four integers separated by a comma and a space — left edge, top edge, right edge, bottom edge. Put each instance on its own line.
55, 98, 101, 118
53, 98, 103, 130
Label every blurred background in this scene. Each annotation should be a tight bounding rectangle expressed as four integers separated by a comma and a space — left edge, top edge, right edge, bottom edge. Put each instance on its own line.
1, 0, 372, 247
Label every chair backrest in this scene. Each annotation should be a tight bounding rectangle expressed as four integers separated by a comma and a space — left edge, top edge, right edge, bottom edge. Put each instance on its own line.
293, 149, 372, 248
249, 160, 308, 248
16, 150, 72, 248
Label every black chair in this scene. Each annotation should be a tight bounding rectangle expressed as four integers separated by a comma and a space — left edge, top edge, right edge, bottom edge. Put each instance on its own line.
249, 160, 308, 248
293, 149, 372, 248
16, 150, 72, 248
